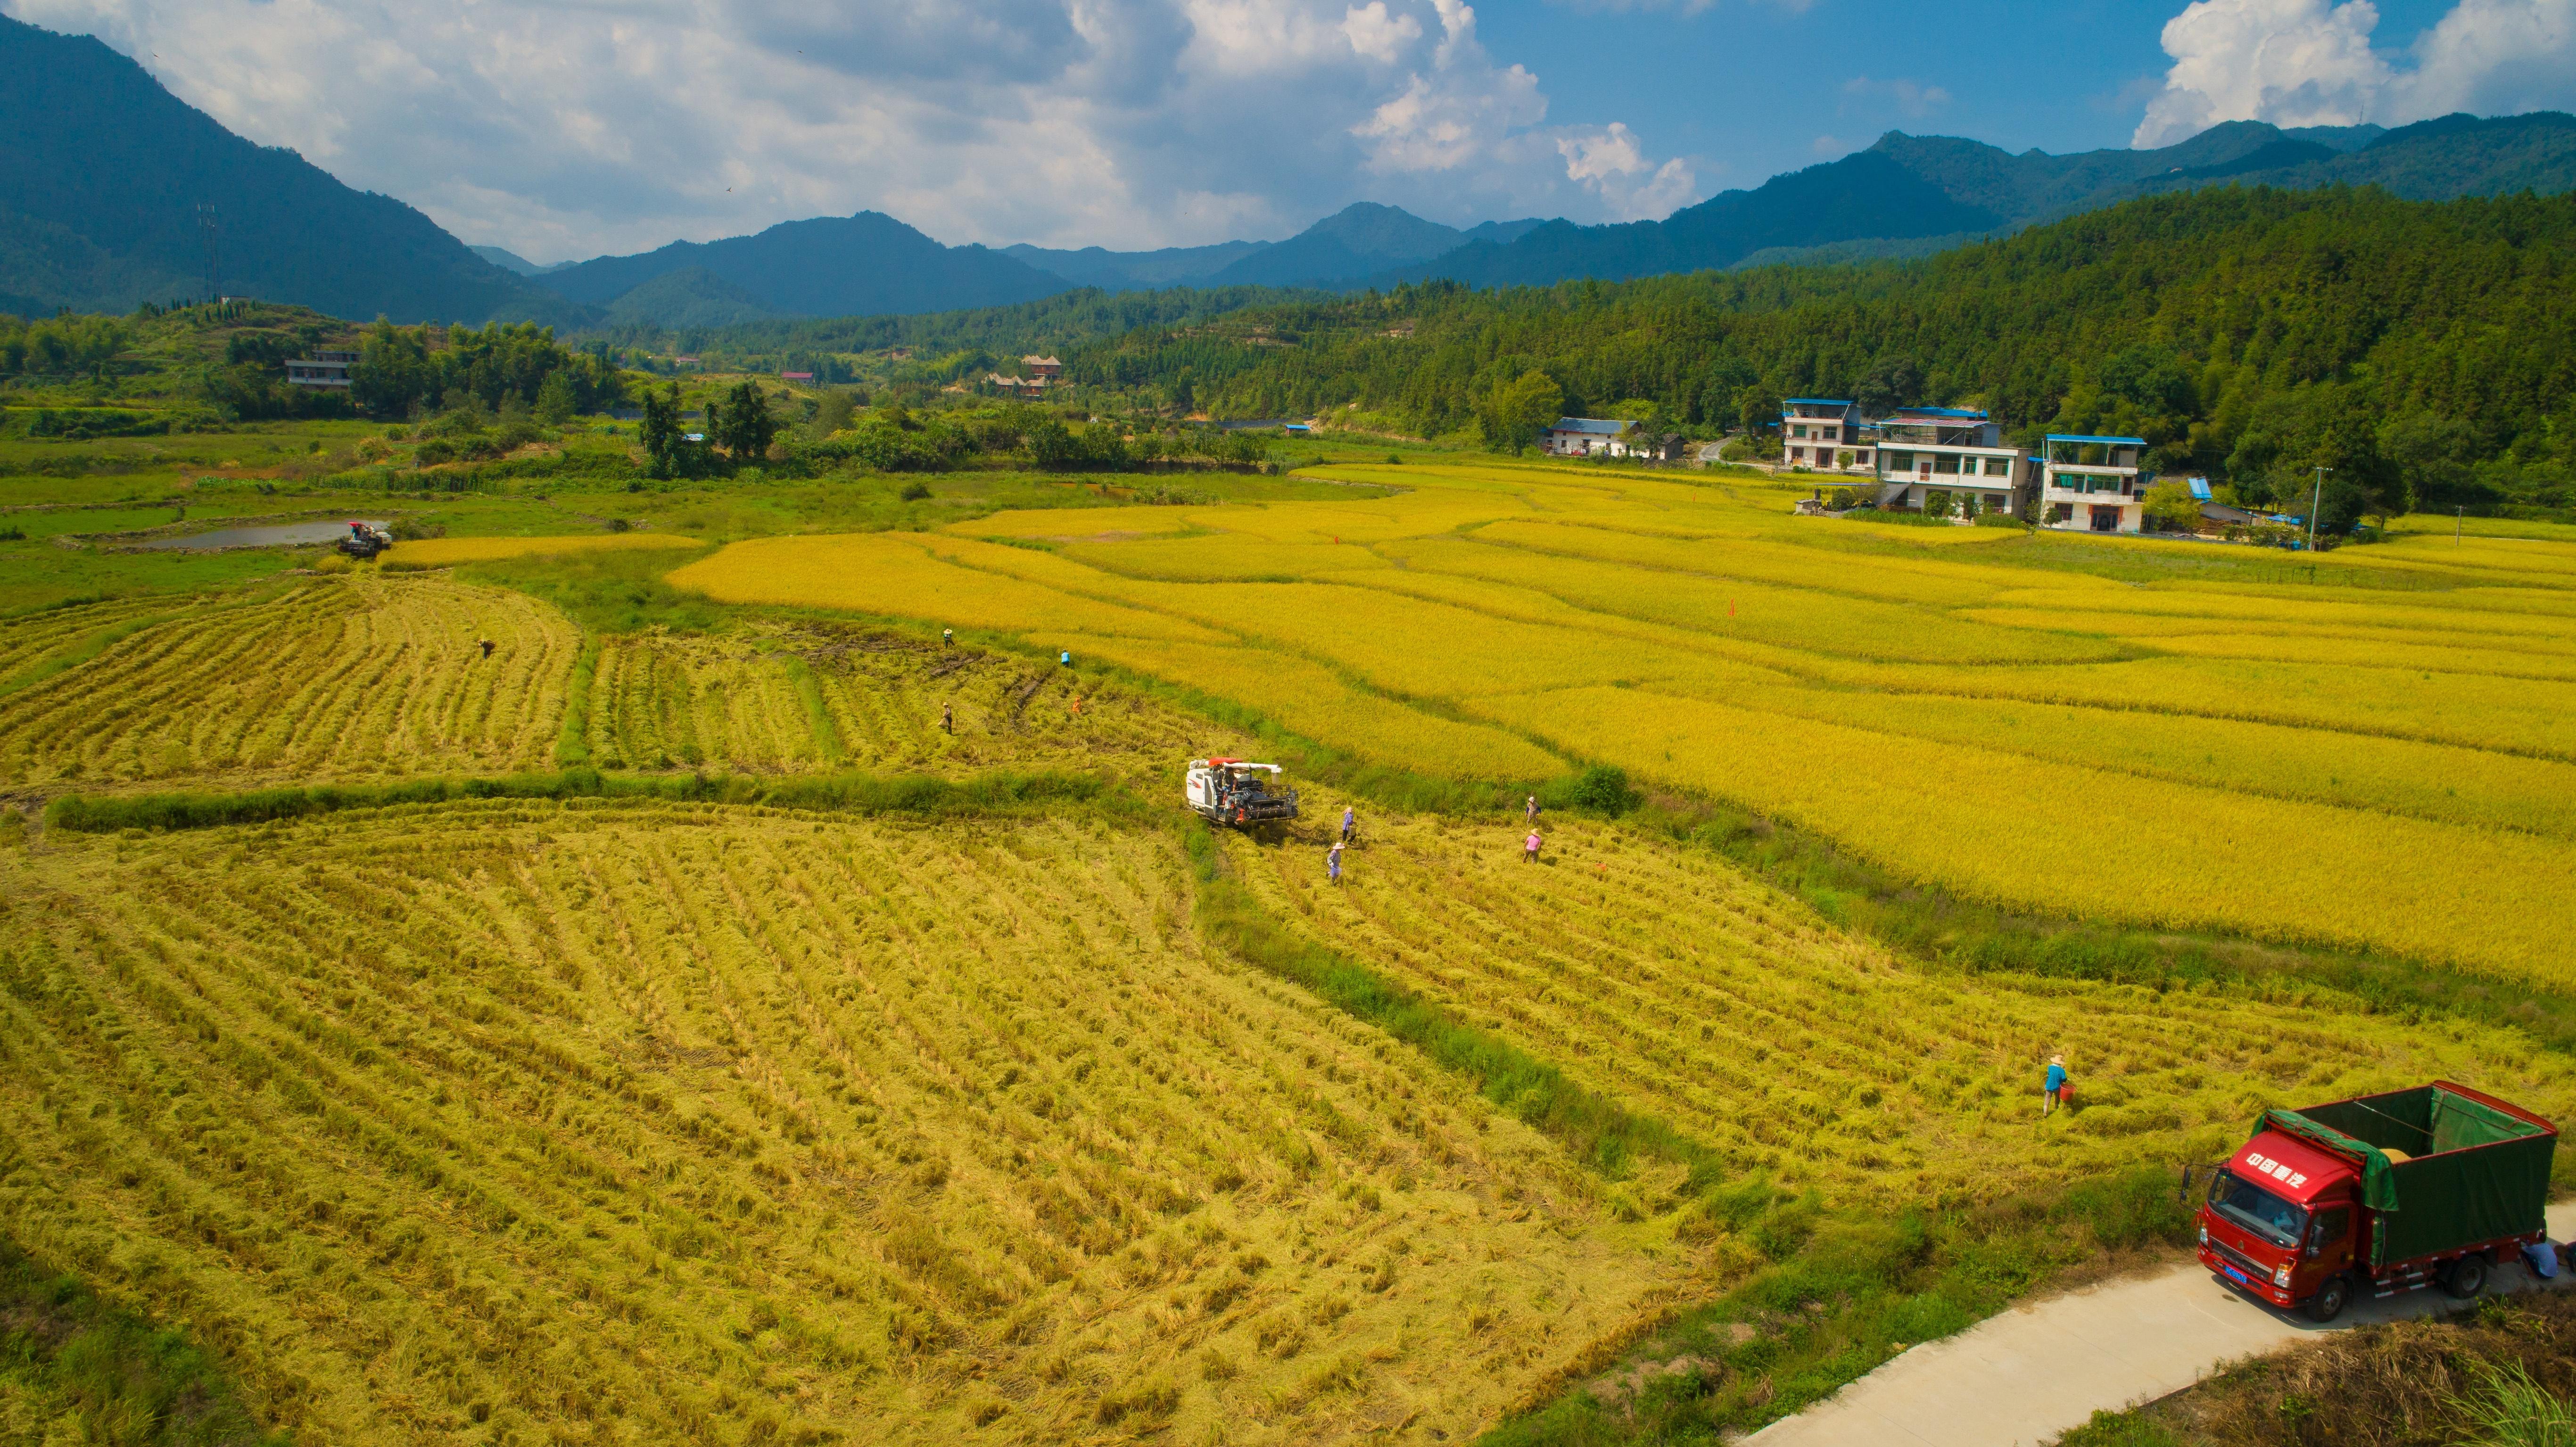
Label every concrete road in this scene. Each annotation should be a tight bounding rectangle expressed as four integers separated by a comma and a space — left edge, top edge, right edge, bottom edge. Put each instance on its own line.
1745, 1204, 2576, 1447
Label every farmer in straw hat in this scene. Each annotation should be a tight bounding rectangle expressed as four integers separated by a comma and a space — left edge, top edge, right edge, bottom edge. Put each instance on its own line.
2042, 1054, 2070, 1117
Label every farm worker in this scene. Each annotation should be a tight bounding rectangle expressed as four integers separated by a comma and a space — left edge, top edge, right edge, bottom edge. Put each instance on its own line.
1059, 650, 1072, 667
942, 627, 953, 649
1524, 795, 1540, 823
1327, 841, 1344, 885
1523, 830, 1542, 863
1341, 805, 1355, 843
478, 639, 494, 658
2042, 1055, 2069, 1117
941, 701, 953, 735
1071, 696, 1084, 717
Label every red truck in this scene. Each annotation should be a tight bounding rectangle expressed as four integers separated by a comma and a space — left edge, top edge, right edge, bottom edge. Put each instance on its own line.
2197, 1081, 2557, 1322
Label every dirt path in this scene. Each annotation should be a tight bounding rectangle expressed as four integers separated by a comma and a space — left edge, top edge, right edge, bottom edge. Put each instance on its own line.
1747, 1203, 2576, 1447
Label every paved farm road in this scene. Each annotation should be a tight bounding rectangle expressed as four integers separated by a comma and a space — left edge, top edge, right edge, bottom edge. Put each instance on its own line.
1747, 1203, 2576, 1447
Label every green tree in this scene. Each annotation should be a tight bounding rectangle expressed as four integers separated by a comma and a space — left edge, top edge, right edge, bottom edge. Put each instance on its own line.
1479, 370, 1563, 451
2139, 479, 2201, 533
534, 370, 578, 424
710, 379, 779, 460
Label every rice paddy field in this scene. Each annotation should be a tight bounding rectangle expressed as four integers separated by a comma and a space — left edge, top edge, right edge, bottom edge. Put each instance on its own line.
671, 460, 2576, 991
7, 450, 2576, 1445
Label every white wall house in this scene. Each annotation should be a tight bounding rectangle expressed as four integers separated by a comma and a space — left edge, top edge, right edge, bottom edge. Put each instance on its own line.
283, 349, 356, 389
1545, 417, 1634, 456
1873, 406, 2026, 518
2039, 434, 2149, 532
1780, 399, 1876, 474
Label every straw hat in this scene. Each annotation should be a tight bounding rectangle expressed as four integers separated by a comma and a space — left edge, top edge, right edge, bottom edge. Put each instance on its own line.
2048, 1054, 2065, 1066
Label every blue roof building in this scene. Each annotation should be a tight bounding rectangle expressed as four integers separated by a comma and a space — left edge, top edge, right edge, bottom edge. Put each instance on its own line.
1780, 399, 1874, 475
1545, 416, 1636, 457
2038, 434, 2151, 534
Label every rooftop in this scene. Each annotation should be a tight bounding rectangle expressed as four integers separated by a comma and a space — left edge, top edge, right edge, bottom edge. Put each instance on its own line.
1783, 397, 1851, 407
2045, 433, 2149, 446
1893, 406, 1989, 419
1549, 417, 1632, 435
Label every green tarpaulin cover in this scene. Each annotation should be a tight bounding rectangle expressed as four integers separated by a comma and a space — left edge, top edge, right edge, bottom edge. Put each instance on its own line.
2254, 1085, 2554, 1270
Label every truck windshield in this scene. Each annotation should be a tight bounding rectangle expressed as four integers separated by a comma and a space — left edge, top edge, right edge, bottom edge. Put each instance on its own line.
2208, 1170, 2308, 1249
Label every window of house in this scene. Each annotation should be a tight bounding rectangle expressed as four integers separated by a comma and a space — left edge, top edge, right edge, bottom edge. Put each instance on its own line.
1984, 456, 2012, 477
1792, 425, 1807, 439
2046, 502, 2073, 524
1788, 447, 1804, 462
1933, 454, 1960, 474
1886, 451, 1914, 471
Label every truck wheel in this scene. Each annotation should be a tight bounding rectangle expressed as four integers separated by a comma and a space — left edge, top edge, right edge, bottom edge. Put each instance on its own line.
2443, 1254, 2490, 1299
2302, 1274, 2351, 1323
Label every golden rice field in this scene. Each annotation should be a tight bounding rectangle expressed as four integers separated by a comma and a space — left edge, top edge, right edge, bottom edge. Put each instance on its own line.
388, 532, 706, 567
0, 803, 1686, 1446
1223, 803, 2576, 1203
666, 459, 2576, 988
0, 575, 575, 787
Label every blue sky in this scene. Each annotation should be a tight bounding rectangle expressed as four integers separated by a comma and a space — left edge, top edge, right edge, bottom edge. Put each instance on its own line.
3, 0, 2568, 259
1490, 0, 2469, 197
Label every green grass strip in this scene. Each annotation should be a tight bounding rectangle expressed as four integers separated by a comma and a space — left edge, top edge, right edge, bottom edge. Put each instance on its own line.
0, 1233, 289, 1447
782, 655, 845, 766
1182, 824, 1720, 1186
554, 637, 600, 766
42, 767, 1110, 833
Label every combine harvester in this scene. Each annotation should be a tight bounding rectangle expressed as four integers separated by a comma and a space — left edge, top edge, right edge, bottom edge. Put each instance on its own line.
2198, 1081, 2557, 1321
337, 521, 394, 559
1186, 757, 1299, 829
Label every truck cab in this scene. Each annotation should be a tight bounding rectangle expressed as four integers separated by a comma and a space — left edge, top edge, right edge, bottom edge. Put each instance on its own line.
2199, 1131, 2362, 1318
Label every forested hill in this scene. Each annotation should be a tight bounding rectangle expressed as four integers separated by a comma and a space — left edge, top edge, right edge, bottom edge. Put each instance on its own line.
0, 15, 578, 326
1068, 187, 2576, 515
1389, 113, 2576, 290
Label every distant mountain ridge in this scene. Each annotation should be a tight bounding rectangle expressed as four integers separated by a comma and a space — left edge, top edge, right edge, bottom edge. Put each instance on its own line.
1003, 205, 1545, 292
541, 212, 1067, 321
1382, 111, 2576, 289
0, 13, 576, 324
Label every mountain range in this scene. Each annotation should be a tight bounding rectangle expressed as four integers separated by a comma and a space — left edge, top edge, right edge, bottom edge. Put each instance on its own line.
3, 7, 2573, 333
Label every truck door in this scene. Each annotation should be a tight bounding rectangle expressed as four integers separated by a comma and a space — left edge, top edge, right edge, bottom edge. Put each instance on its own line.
2303, 1203, 2355, 1286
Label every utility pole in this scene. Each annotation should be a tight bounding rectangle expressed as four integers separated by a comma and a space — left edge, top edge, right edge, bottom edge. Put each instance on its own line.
2306, 465, 2330, 554
196, 203, 222, 302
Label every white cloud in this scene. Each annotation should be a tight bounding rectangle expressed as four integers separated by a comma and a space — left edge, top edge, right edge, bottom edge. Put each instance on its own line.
2135, 0, 2576, 147
1340, 1, 1421, 61
0, 0, 1701, 258
1556, 123, 1698, 220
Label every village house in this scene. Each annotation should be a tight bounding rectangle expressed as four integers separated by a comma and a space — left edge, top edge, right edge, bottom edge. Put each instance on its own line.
282, 349, 356, 389
1873, 406, 2027, 518
1779, 398, 1876, 475
1544, 417, 1634, 456
1023, 355, 1063, 380
2038, 433, 2149, 532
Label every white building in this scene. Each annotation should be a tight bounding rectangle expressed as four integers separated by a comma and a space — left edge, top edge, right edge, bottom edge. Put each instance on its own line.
1780, 398, 1875, 475
1873, 406, 2025, 518
2038, 433, 2149, 533
283, 349, 356, 389
1545, 417, 1634, 456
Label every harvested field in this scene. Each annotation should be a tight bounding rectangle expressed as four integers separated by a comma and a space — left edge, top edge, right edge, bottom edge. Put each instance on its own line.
0, 803, 1689, 1446
0, 575, 574, 787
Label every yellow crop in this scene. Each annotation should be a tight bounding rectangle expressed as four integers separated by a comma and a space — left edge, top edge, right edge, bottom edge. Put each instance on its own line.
1052, 632, 1565, 780
0, 575, 572, 785
665, 455, 2576, 984
1470, 685, 2576, 987
667, 532, 1228, 643
390, 532, 705, 566
587, 623, 1229, 781
0, 805, 1685, 1444
1228, 809, 2574, 1202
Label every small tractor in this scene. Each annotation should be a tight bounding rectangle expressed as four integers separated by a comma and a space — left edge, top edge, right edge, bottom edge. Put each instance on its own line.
1186, 757, 1299, 829
337, 521, 394, 560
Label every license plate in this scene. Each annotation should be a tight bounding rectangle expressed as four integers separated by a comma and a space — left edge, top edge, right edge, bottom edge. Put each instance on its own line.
2222, 1265, 2249, 1286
